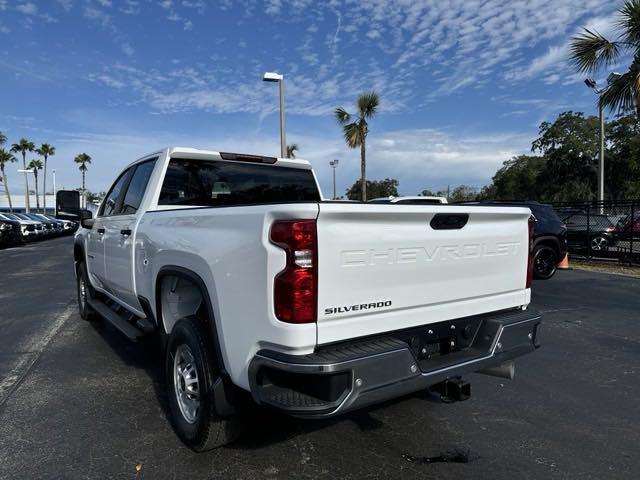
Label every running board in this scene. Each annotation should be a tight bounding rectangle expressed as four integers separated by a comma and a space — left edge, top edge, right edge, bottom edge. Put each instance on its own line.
87, 297, 146, 341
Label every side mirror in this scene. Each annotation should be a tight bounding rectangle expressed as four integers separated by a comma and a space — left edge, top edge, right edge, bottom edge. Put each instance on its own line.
80, 209, 94, 229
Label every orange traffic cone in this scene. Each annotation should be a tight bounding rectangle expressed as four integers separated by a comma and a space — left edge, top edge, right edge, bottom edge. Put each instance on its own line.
557, 253, 569, 270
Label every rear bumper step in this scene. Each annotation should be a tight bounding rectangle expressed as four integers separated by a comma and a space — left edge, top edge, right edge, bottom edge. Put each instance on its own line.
248, 308, 541, 418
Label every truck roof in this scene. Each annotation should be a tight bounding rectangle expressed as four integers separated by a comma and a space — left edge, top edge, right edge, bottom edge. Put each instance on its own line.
126, 147, 312, 170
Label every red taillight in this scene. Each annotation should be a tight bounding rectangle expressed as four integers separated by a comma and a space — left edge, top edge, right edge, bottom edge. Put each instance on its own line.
526, 216, 534, 288
270, 220, 317, 324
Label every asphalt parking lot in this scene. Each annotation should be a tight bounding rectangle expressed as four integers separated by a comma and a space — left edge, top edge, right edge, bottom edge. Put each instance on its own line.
0, 238, 638, 479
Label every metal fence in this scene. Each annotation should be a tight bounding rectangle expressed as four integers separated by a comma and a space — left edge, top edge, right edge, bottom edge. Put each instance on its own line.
551, 200, 639, 263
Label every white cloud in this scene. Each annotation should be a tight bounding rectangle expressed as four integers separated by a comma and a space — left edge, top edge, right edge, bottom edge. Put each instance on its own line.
16, 2, 37, 15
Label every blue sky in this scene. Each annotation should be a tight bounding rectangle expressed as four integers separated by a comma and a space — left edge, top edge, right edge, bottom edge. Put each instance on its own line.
0, 0, 625, 197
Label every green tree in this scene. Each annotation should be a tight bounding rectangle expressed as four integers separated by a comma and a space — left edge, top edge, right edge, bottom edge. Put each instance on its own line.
36, 143, 55, 212
346, 177, 398, 200
285, 143, 298, 159
27, 159, 43, 212
0, 131, 6, 146
0, 149, 16, 212
483, 155, 546, 200
606, 112, 640, 198
10, 138, 35, 211
570, 0, 640, 113
448, 185, 481, 203
531, 112, 600, 201
335, 91, 380, 201
74, 153, 92, 207
420, 189, 449, 198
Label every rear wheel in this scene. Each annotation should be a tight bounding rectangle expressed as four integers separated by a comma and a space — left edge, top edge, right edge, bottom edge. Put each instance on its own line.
590, 236, 609, 251
533, 245, 558, 280
76, 262, 99, 321
165, 317, 244, 451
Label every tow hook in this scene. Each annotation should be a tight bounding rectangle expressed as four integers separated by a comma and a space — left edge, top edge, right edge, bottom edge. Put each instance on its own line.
431, 377, 471, 403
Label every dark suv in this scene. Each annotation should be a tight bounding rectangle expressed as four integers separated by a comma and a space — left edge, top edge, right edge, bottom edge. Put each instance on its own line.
459, 201, 568, 279
560, 212, 618, 252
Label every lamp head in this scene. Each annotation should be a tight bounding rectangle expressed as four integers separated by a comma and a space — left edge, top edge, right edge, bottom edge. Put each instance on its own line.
263, 71, 283, 82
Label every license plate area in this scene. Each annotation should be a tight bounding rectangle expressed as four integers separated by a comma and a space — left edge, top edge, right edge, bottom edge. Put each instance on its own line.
391, 317, 485, 372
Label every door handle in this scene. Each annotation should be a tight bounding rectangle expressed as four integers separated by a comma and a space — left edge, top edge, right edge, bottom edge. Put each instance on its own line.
97, 228, 105, 234
120, 229, 132, 236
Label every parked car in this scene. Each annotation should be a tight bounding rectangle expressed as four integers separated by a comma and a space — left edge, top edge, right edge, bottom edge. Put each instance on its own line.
0, 213, 38, 240
0, 219, 23, 247
456, 201, 567, 280
616, 212, 640, 240
369, 195, 448, 205
7, 213, 46, 236
74, 147, 541, 451
561, 213, 618, 252
23, 213, 59, 235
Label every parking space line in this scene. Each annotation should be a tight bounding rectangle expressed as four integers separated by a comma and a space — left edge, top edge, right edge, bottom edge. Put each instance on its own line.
0, 302, 76, 407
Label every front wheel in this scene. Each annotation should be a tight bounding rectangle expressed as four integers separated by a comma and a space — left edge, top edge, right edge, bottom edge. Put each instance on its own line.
533, 245, 558, 280
165, 317, 244, 451
76, 262, 99, 321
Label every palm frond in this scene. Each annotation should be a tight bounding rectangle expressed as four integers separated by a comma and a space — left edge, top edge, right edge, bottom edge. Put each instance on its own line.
0, 149, 16, 167
36, 143, 55, 157
617, 0, 640, 45
357, 91, 380, 118
74, 153, 92, 165
570, 29, 621, 73
286, 143, 299, 158
0, 132, 6, 146
342, 122, 362, 148
335, 106, 351, 125
28, 159, 43, 170
599, 69, 639, 113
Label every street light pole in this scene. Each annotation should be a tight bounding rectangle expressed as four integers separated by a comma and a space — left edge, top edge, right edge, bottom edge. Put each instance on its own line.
598, 101, 605, 208
585, 73, 621, 211
263, 71, 286, 158
329, 159, 339, 199
52, 169, 57, 213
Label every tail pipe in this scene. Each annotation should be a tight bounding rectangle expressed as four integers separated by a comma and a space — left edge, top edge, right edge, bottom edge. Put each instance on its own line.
478, 361, 515, 380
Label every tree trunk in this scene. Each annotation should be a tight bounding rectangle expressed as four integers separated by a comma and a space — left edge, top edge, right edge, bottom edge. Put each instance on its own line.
360, 138, 367, 202
43, 156, 47, 213
82, 169, 86, 209
22, 153, 30, 212
34, 171, 40, 211
1, 167, 12, 212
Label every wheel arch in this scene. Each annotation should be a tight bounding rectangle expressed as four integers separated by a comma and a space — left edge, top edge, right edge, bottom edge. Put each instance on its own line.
155, 265, 228, 377
532, 235, 560, 256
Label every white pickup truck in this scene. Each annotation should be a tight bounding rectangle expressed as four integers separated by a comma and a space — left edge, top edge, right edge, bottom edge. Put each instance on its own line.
74, 147, 541, 451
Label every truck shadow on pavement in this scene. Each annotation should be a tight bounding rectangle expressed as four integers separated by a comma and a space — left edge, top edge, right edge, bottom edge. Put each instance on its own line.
87, 317, 474, 462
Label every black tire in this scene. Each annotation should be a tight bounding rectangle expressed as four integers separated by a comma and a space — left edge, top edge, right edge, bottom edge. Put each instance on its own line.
590, 236, 609, 252
76, 262, 99, 321
533, 245, 558, 280
165, 317, 244, 451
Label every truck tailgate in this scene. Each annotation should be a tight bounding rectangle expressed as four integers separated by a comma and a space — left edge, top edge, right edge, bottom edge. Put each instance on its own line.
316, 203, 531, 345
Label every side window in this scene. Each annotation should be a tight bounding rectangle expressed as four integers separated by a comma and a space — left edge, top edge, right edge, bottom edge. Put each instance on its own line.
99, 168, 133, 217
120, 160, 156, 215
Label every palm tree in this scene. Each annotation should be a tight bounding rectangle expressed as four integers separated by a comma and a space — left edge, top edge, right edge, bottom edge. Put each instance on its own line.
10, 138, 35, 212
0, 131, 6, 146
36, 144, 55, 213
74, 153, 92, 208
27, 159, 43, 212
0, 149, 16, 212
286, 143, 299, 159
570, 0, 640, 112
334, 91, 380, 201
